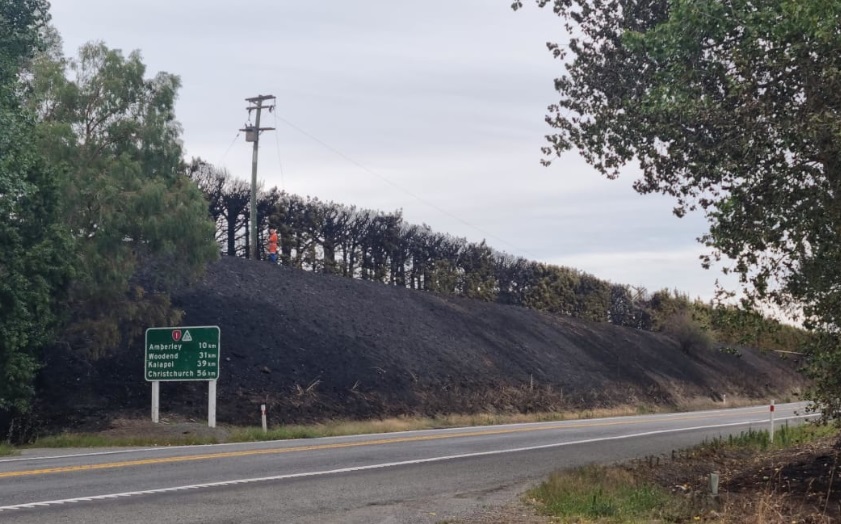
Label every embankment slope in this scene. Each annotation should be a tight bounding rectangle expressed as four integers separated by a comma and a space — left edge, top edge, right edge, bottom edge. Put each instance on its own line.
37, 257, 804, 428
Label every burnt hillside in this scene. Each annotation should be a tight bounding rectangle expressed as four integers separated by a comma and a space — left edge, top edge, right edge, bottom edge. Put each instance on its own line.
36, 257, 804, 430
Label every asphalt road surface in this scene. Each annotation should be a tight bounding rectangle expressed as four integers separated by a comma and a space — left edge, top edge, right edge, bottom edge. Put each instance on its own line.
0, 402, 815, 523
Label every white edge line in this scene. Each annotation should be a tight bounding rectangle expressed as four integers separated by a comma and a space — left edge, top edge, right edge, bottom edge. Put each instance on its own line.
0, 403, 812, 464
0, 413, 817, 512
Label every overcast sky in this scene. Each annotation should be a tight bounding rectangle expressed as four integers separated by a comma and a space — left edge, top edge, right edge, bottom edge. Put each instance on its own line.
50, 0, 734, 300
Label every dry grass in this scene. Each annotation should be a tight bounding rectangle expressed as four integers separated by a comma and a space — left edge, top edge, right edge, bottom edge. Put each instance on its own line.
677, 394, 778, 412
518, 424, 840, 524
226, 399, 785, 443
29, 432, 221, 448
528, 464, 678, 522
17, 397, 783, 449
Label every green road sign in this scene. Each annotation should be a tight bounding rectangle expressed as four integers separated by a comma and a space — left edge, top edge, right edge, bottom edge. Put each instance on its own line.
145, 326, 220, 381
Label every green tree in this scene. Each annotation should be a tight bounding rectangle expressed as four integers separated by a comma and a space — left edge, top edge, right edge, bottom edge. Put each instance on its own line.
522, 264, 578, 316
0, 0, 73, 413
515, 0, 841, 414
29, 41, 217, 357
458, 241, 498, 301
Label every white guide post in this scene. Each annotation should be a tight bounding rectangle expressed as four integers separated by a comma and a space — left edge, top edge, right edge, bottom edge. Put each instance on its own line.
709, 472, 720, 496
151, 381, 160, 423
261, 404, 268, 433
208, 380, 217, 428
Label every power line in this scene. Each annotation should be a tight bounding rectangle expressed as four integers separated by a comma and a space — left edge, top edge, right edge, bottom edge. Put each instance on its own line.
273, 111, 285, 191
274, 114, 535, 258
218, 131, 241, 167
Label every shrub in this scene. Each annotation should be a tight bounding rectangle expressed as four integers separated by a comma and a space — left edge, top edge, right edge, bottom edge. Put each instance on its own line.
664, 312, 714, 354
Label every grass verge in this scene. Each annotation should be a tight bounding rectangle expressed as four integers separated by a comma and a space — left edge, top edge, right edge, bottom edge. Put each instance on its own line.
225, 408, 664, 443
700, 421, 836, 452
28, 433, 220, 448
530, 464, 678, 522
528, 422, 836, 523
21, 408, 663, 449
16, 396, 791, 449
0, 443, 18, 457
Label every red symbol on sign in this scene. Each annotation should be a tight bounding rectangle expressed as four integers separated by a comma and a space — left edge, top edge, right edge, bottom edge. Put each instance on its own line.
172, 330, 182, 342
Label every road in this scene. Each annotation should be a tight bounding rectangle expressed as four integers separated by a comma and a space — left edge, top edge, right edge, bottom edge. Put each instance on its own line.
0, 402, 814, 523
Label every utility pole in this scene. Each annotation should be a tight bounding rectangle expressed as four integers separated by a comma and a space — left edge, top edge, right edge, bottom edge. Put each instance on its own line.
240, 95, 276, 260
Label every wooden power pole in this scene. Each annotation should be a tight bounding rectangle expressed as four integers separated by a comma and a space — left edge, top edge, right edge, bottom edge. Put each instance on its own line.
240, 95, 276, 260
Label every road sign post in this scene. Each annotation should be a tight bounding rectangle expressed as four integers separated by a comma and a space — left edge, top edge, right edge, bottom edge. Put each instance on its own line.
145, 326, 221, 427
208, 380, 217, 429
151, 380, 160, 423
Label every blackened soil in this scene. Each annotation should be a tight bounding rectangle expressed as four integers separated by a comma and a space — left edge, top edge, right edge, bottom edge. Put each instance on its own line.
628, 434, 841, 523
33, 257, 805, 433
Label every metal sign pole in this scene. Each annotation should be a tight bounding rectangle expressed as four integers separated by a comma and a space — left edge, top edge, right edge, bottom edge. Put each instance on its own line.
151, 381, 160, 423
208, 380, 217, 428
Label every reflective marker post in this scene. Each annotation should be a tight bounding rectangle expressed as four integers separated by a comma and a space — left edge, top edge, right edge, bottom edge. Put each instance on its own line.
770, 399, 775, 443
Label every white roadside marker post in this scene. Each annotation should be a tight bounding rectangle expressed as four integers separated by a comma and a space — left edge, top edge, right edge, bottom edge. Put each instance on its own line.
151, 381, 160, 423
261, 404, 268, 433
770, 399, 775, 444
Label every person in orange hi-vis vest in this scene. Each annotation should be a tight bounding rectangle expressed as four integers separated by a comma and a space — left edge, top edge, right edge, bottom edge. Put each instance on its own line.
267, 228, 278, 263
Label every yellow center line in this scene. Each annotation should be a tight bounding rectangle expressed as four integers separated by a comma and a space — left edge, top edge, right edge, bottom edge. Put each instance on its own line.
0, 409, 768, 479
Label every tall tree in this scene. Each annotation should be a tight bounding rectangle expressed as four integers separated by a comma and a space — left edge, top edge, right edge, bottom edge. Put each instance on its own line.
458, 241, 498, 301
218, 177, 250, 257
30, 41, 217, 357
515, 0, 841, 413
186, 158, 229, 252
320, 202, 348, 275
187, 159, 227, 223
0, 0, 72, 413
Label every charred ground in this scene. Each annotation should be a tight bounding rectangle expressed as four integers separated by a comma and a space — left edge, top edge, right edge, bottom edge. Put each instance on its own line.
33, 257, 804, 433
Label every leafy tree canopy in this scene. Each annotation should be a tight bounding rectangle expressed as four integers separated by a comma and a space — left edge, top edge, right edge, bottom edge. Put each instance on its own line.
0, 0, 73, 412
0, 0, 48, 80
29, 41, 218, 357
514, 0, 841, 411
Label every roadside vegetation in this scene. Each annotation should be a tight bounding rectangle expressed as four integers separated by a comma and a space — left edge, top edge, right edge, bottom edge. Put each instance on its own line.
26, 433, 221, 449
530, 465, 679, 522
17, 406, 669, 450
516, 0, 841, 430
224, 407, 663, 443
8, 399, 770, 451
527, 423, 839, 523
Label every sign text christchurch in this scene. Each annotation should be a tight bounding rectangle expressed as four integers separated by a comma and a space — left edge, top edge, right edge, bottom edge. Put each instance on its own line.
145, 326, 220, 381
